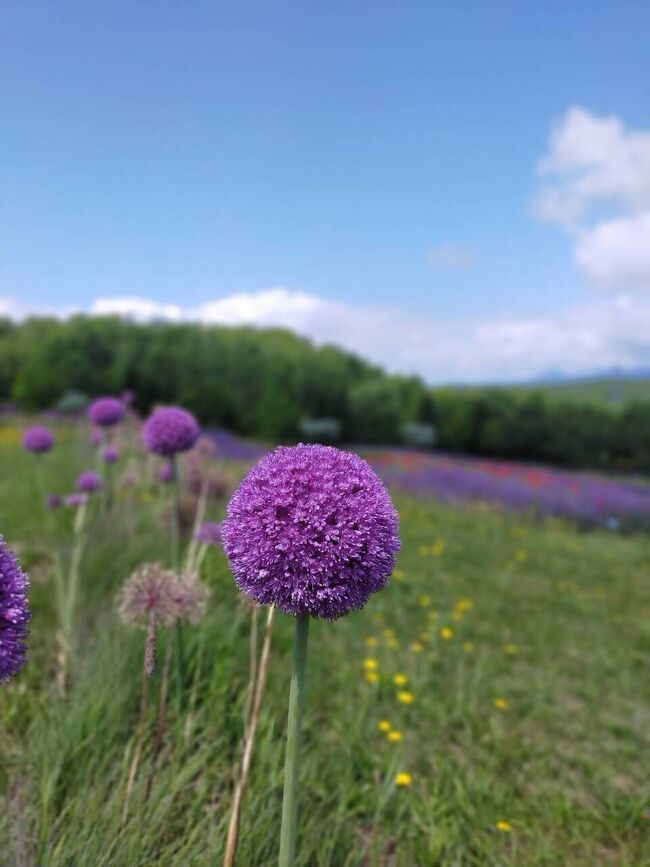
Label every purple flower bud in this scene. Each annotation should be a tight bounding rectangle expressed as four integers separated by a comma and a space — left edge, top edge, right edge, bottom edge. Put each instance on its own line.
196, 521, 223, 545
76, 471, 102, 493
23, 425, 55, 454
65, 493, 88, 507
143, 406, 200, 457
89, 428, 104, 446
47, 494, 63, 510
222, 444, 400, 620
157, 461, 174, 484
0, 536, 30, 682
102, 446, 119, 464
88, 397, 125, 428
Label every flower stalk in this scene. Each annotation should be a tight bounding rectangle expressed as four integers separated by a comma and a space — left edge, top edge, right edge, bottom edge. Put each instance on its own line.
279, 613, 310, 867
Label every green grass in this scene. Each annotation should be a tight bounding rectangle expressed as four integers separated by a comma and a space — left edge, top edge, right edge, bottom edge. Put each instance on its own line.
0, 420, 649, 865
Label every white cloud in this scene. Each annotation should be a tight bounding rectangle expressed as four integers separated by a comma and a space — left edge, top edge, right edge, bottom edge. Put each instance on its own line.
534, 107, 650, 292
575, 213, 650, 290
91, 296, 184, 321
7, 287, 650, 383
426, 244, 476, 270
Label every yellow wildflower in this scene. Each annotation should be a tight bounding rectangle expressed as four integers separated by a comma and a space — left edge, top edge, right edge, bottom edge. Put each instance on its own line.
493, 697, 509, 710
418, 595, 432, 607
363, 658, 378, 670
387, 729, 403, 743
365, 636, 378, 648
462, 641, 475, 653
393, 673, 408, 687
377, 720, 391, 733
440, 627, 454, 641
395, 772, 412, 787
397, 691, 415, 705
410, 642, 425, 653
504, 643, 519, 655
496, 820, 512, 832
365, 671, 380, 684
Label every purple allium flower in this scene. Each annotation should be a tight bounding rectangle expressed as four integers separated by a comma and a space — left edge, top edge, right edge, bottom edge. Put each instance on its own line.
102, 446, 119, 464
118, 563, 181, 627
222, 444, 400, 620
22, 425, 55, 454
47, 493, 63, 510
89, 428, 104, 446
88, 397, 125, 428
196, 521, 223, 545
157, 461, 174, 484
143, 406, 200, 457
76, 470, 102, 493
0, 536, 30, 682
65, 493, 88, 507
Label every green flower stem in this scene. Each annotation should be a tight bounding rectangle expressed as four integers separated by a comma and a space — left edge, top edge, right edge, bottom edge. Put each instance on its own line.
170, 455, 186, 709
279, 613, 310, 867
170, 455, 180, 573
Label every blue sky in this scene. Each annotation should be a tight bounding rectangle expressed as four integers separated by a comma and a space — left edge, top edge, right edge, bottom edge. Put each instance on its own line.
2, 1, 650, 381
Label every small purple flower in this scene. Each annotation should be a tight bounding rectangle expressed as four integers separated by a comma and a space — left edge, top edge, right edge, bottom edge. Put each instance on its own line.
143, 406, 200, 457
47, 494, 63, 510
196, 521, 223, 545
0, 536, 30, 682
102, 446, 119, 464
157, 461, 174, 484
89, 428, 104, 447
23, 425, 55, 454
121, 390, 135, 407
222, 444, 400, 620
65, 493, 88, 507
88, 397, 125, 428
76, 471, 102, 493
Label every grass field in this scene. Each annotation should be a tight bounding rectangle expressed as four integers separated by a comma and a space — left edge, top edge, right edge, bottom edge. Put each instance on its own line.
1, 420, 649, 866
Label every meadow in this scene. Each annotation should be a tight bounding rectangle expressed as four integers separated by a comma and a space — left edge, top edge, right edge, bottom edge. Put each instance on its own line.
0, 415, 649, 866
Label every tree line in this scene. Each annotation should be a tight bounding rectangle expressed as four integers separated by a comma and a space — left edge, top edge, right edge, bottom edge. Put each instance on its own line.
1, 316, 648, 472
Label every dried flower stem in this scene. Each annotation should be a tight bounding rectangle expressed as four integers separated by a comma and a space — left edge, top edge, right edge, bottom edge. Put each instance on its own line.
122, 649, 151, 823
223, 605, 276, 867
145, 633, 174, 803
278, 614, 310, 867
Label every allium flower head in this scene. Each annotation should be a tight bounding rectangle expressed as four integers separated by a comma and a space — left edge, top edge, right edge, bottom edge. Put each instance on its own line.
173, 570, 210, 624
143, 406, 200, 457
76, 470, 102, 493
0, 536, 30, 682
23, 425, 55, 454
65, 493, 88, 507
47, 493, 63, 510
102, 446, 119, 464
118, 563, 181, 627
196, 521, 223, 545
222, 444, 400, 620
89, 397, 125, 428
